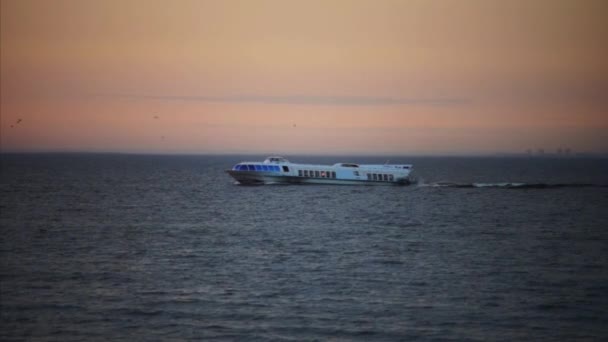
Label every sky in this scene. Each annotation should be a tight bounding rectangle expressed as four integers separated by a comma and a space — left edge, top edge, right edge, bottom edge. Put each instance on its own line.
1, 0, 607, 155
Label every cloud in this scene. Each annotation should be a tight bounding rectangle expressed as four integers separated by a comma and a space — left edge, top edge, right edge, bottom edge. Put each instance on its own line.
100, 93, 470, 106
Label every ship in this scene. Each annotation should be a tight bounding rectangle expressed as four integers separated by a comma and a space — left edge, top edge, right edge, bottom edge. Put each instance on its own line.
226, 156, 413, 185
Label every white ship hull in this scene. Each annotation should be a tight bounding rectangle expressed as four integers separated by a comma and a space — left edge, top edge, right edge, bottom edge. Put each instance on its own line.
226, 156, 413, 186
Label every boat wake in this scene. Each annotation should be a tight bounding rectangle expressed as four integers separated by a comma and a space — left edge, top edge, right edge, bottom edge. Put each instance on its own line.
416, 181, 608, 189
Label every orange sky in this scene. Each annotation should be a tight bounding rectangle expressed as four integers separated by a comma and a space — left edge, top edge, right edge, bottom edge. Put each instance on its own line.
1, 0, 607, 155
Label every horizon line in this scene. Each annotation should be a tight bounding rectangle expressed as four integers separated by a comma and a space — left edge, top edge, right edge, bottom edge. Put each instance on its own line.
2, 150, 607, 158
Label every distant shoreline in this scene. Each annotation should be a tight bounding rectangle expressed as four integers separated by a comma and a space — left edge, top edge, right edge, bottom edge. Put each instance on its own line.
1, 151, 607, 159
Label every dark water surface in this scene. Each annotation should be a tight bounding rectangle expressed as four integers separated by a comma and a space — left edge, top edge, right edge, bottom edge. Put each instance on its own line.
2, 154, 608, 341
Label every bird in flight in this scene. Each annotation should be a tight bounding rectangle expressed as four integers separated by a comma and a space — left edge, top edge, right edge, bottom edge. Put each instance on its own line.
10, 118, 22, 128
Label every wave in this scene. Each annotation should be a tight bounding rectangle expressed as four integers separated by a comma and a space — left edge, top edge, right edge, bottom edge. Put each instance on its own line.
417, 182, 608, 189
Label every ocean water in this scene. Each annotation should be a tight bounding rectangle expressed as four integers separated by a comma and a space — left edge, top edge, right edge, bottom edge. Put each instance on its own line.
1, 154, 608, 341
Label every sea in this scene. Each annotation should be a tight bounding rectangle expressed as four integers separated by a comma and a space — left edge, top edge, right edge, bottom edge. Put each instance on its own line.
1, 154, 607, 341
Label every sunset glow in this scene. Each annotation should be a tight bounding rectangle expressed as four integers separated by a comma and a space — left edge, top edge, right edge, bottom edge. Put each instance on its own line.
2, 0, 607, 155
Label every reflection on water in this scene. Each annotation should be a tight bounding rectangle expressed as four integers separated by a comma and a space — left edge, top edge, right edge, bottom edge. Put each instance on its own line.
1, 154, 608, 340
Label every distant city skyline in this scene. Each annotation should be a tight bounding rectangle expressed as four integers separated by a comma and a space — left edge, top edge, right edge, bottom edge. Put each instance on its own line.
2, 0, 607, 155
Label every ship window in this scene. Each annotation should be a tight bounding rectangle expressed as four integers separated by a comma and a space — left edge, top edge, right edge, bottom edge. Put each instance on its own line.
354, 171, 359, 176
367, 174, 371, 180
321, 171, 326, 178
273, 166, 280, 172
244, 165, 252, 171
303, 170, 308, 177
314, 171, 320, 178
254, 165, 262, 171
332, 171, 336, 178
389, 174, 394, 181
282, 166, 289, 172
262, 165, 269, 171
372, 174, 377, 181
298, 170, 303, 176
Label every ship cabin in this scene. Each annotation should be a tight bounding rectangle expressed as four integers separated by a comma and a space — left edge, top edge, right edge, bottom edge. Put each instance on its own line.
263, 156, 290, 164
231, 156, 291, 173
